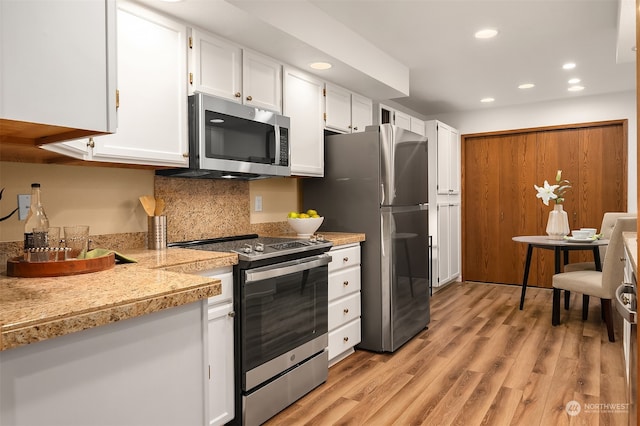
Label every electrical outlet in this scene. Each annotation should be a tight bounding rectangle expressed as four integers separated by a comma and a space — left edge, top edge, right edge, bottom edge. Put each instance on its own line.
255, 195, 263, 212
17, 194, 31, 220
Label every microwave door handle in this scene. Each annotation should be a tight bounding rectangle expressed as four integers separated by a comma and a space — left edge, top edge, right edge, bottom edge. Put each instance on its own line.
274, 125, 281, 165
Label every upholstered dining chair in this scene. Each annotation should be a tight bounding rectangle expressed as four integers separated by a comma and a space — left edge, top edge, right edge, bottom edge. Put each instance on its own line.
563, 212, 637, 272
551, 217, 637, 342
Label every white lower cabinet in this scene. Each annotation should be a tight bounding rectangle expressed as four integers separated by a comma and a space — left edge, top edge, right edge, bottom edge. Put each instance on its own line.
328, 243, 362, 365
198, 268, 235, 426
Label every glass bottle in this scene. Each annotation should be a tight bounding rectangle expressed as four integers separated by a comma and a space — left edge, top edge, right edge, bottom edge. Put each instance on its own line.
24, 183, 49, 250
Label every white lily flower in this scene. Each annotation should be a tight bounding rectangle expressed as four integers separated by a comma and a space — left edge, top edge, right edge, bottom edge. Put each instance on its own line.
534, 180, 559, 206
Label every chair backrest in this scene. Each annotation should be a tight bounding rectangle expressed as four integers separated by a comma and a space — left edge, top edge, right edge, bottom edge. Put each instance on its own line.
598, 212, 637, 261
601, 217, 637, 297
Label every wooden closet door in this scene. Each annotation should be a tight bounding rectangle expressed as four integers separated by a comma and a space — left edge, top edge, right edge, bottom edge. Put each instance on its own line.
462, 120, 627, 288
463, 135, 501, 282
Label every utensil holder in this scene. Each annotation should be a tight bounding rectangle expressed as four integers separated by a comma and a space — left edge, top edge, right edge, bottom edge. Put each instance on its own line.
148, 216, 167, 249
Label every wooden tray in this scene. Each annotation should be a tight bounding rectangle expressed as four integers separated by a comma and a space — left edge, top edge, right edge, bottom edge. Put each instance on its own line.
7, 253, 116, 278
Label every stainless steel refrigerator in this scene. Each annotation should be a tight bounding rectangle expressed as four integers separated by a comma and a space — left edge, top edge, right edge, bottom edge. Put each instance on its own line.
303, 124, 430, 352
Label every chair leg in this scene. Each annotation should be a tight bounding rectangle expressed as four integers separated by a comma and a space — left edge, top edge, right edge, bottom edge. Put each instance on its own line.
601, 299, 615, 342
564, 290, 570, 309
552, 288, 561, 326
582, 295, 589, 320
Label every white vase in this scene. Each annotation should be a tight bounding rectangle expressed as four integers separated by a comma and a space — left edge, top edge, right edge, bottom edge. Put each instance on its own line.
546, 204, 570, 240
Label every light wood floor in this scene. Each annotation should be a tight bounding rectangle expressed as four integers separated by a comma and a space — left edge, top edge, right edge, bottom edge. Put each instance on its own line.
265, 281, 629, 426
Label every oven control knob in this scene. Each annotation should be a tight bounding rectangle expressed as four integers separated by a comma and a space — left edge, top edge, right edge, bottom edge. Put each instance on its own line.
255, 243, 264, 252
242, 244, 253, 253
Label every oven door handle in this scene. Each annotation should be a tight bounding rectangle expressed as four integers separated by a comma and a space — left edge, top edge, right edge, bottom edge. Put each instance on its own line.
615, 283, 637, 324
244, 253, 332, 283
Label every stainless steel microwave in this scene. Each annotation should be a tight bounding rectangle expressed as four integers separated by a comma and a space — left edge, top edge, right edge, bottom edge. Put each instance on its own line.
158, 93, 290, 179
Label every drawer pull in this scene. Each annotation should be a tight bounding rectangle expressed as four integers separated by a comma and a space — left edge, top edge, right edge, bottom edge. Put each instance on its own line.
343, 257, 349, 263
343, 280, 349, 286
343, 336, 349, 342
343, 308, 349, 314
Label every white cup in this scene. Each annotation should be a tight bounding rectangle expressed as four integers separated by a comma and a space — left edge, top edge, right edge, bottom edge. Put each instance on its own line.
580, 228, 597, 238
571, 230, 590, 239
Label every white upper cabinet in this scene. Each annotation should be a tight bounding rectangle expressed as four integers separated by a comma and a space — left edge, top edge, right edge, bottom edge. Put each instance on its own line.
189, 29, 242, 103
436, 121, 460, 194
189, 30, 282, 113
44, 1, 189, 167
351, 94, 373, 133
283, 67, 324, 177
394, 110, 411, 131
242, 50, 283, 113
410, 117, 425, 136
325, 84, 352, 133
325, 84, 372, 134
0, 0, 116, 133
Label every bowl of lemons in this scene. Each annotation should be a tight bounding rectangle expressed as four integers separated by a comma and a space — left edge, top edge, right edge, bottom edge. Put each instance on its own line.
287, 209, 324, 237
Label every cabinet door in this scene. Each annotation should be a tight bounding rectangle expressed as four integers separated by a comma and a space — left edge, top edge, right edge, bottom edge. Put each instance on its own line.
437, 203, 451, 285
448, 128, 460, 193
449, 202, 461, 279
207, 302, 235, 426
90, 2, 188, 166
436, 123, 451, 194
242, 50, 282, 113
189, 29, 242, 103
410, 117, 425, 136
394, 111, 411, 130
351, 94, 372, 133
283, 67, 325, 177
0, 0, 116, 132
324, 84, 352, 133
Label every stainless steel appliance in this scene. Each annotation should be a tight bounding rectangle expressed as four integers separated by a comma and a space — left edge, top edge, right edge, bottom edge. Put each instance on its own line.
303, 124, 431, 352
616, 282, 637, 425
170, 235, 332, 425
158, 93, 290, 179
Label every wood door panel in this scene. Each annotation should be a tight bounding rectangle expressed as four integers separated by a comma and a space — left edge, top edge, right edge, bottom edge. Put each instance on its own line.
462, 121, 627, 288
463, 136, 501, 282
500, 133, 537, 285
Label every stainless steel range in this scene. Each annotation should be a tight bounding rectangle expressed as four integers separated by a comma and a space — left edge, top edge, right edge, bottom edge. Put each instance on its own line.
170, 234, 332, 425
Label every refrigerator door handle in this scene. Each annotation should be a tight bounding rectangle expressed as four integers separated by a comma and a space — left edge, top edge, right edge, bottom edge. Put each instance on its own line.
381, 184, 385, 205
380, 215, 385, 257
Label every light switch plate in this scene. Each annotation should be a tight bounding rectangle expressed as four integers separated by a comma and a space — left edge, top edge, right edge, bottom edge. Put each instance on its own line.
17, 194, 30, 220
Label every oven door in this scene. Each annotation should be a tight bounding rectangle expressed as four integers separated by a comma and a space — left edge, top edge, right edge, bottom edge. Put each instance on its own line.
240, 253, 330, 391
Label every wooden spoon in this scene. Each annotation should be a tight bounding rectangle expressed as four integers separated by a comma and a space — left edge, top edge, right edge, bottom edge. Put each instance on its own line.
154, 198, 165, 216
139, 195, 156, 216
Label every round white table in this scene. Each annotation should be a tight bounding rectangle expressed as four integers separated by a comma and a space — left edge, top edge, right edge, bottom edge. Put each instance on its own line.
512, 236, 609, 310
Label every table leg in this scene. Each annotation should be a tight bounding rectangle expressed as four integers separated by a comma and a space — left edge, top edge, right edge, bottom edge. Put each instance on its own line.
520, 244, 534, 310
593, 247, 602, 271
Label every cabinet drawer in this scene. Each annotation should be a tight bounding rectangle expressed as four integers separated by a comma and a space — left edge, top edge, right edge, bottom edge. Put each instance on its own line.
328, 293, 361, 330
328, 319, 361, 360
329, 245, 361, 273
328, 267, 361, 301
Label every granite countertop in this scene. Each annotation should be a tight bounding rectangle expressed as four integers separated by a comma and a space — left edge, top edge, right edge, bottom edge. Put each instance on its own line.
0, 232, 364, 352
623, 231, 638, 277
0, 248, 237, 351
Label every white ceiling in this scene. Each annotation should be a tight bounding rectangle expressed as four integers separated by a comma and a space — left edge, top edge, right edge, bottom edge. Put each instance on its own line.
134, 0, 637, 116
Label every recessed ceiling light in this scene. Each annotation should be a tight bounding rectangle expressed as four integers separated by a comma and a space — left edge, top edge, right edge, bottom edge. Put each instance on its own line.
518, 83, 535, 89
310, 62, 332, 70
480, 97, 495, 103
568, 85, 585, 92
474, 29, 498, 39
562, 62, 576, 70
568, 78, 581, 84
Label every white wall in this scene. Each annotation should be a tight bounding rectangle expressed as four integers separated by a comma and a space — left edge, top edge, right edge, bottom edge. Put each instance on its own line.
427, 90, 637, 211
